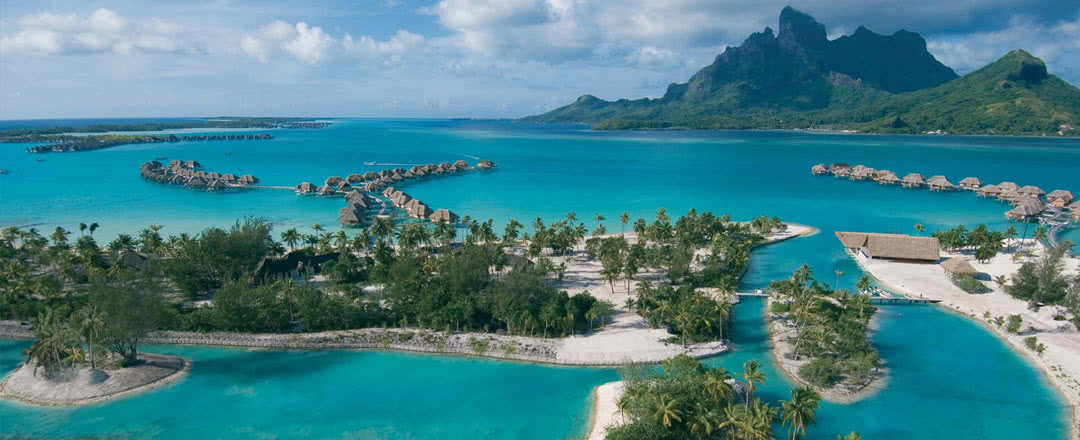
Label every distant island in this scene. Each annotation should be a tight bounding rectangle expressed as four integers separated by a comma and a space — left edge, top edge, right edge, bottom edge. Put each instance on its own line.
524, 7, 1080, 137
3, 117, 327, 153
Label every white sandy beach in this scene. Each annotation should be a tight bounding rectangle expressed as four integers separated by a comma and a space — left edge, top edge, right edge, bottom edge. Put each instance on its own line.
587, 381, 626, 440
858, 239, 1080, 437
0, 353, 188, 407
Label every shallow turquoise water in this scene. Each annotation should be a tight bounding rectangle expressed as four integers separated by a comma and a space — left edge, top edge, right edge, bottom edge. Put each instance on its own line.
1, 120, 1077, 438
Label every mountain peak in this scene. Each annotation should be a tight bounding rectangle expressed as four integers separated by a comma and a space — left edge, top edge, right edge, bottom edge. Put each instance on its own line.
778, 6, 827, 49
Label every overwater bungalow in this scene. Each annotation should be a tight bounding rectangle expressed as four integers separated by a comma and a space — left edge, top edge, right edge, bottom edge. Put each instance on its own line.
901, 173, 926, 188
1047, 190, 1075, 207
835, 231, 940, 263
432, 167, 446, 175
207, 180, 225, 191
1018, 185, 1046, 197
169, 175, 185, 184
829, 163, 850, 174
940, 257, 977, 276
186, 177, 207, 189
430, 209, 459, 224
811, 163, 828, 175
392, 192, 411, 206
194, 170, 208, 179
325, 176, 345, 187
405, 199, 431, 219
390, 174, 404, 182
296, 182, 316, 194
927, 175, 956, 191
851, 166, 876, 180
205, 172, 221, 180
958, 177, 982, 190
221, 173, 237, 182
347, 173, 365, 183
363, 171, 380, 180
169, 159, 182, 168
317, 184, 337, 196
346, 190, 368, 206
1006, 203, 1042, 220
997, 181, 1020, 192
336, 182, 353, 192
453, 160, 468, 168
1068, 201, 1080, 212
363, 182, 382, 192
833, 167, 852, 178
383, 187, 396, 197
184, 160, 201, 169
379, 169, 392, 177
238, 175, 258, 184
338, 205, 365, 226
393, 167, 407, 175
877, 171, 900, 185
447, 165, 460, 172
477, 159, 494, 169
403, 171, 416, 178
976, 184, 1001, 197
438, 162, 452, 170
423, 164, 436, 173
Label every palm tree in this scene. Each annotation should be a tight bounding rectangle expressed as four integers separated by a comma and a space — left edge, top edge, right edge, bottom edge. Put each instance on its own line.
594, 212, 606, 228
633, 218, 647, 239
312, 223, 324, 235
1005, 225, 1017, 252
619, 212, 629, 237
281, 228, 300, 250
834, 270, 844, 289
566, 211, 577, 226
78, 222, 88, 236
742, 360, 766, 407
652, 395, 683, 428
75, 305, 106, 369
689, 403, 721, 440
914, 223, 925, 236
503, 218, 522, 243
780, 387, 821, 440
334, 230, 349, 253
704, 368, 734, 402
1033, 225, 1047, 247
372, 217, 394, 243
855, 275, 872, 295
50, 227, 70, 247
352, 230, 370, 255
88, 222, 99, 236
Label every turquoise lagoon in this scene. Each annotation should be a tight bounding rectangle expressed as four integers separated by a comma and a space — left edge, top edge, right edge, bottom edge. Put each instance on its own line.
1, 120, 1077, 438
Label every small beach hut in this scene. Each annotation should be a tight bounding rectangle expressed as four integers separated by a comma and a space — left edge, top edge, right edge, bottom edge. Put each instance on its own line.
901, 173, 926, 188
1046, 190, 1074, 207
927, 175, 956, 191
1018, 185, 1046, 197
296, 182, 315, 194
940, 258, 978, 276
877, 171, 900, 185
430, 209, 459, 224
347, 173, 365, 183
325, 176, 344, 187
958, 177, 982, 190
976, 184, 1001, 197
811, 164, 828, 175
997, 182, 1020, 192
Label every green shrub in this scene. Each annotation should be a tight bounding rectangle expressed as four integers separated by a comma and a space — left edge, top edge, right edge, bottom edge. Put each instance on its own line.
951, 274, 990, 294
770, 301, 791, 314
1024, 336, 1038, 351
468, 337, 489, 355
1006, 314, 1023, 333
799, 358, 840, 388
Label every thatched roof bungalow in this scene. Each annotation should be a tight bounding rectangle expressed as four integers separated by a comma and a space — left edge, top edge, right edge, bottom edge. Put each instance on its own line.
940, 258, 977, 276
851, 166, 876, 180
325, 176, 344, 186
833, 167, 852, 178
877, 171, 900, 185
339, 205, 365, 225
238, 175, 258, 184
811, 164, 828, 175
829, 163, 850, 174
901, 173, 926, 188
383, 187, 396, 197
184, 160, 201, 169
927, 175, 956, 191
958, 177, 982, 190
438, 162, 452, 170
346, 190, 368, 205
207, 180, 226, 191
1018, 185, 1045, 197
835, 231, 940, 262
976, 184, 1001, 197
363, 182, 382, 192
477, 159, 494, 169
1047, 190, 1074, 207
220, 173, 237, 182
347, 173, 365, 183
317, 184, 337, 196
295, 182, 315, 194
379, 169, 392, 177
186, 177, 207, 188
430, 209, 459, 224
169, 159, 182, 168
997, 181, 1020, 192
453, 160, 468, 168
363, 171, 380, 180
336, 182, 353, 192
405, 199, 431, 219
1006, 203, 1042, 220
253, 251, 340, 282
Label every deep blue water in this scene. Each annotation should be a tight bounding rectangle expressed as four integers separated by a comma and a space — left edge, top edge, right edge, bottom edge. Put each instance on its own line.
1, 120, 1077, 438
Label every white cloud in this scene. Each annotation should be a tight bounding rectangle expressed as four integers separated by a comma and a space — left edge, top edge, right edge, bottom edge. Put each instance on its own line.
0, 8, 186, 56
627, 46, 676, 67
240, 21, 428, 65
284, 23, 333, 63
928, 16, 1080, 78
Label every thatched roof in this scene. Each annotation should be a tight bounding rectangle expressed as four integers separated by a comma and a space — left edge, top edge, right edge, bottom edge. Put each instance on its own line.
833, 167, 852, 177
383, 187, 396, 197
835, 231, 940, 261
430, 208, 459, 224
829, 163, 850, 173
363, 182, 381, 192
338, 206, 364, 225
406, 199, 431, 218
1018, 185, 1045, 196
363, 171, 379, 180
347, 173, 365, 183
238, 175, 258, 184
296, 182, 315, 193
1006, 203, 1042, 219
186, 177, 207, 188
477, 159, 494, 169
1068, 201, 1080, 211
325, 176, 344, 186
432, 167, 445, 175
337, 182, 353, 192
927, 175, 955, 190
393, 167, 406, 175
901, 173, 925, 186
207, 180, 225, 191
997, 190, 1023, 201
976, 184, 1001, 196
877, 172, 899, 184
1047, 190, 1074, 203
184, 160, 201, 169
811, 164, 828, 175
940, 258, 977, 276
958, 177, 981, 188
997, 181, 1019, 192
346, 190, 368, 205
221, 173, 237, 182
253, 251, 339, 281
169, 159, 182, 168
438, 162, 452, 169
319, 184, 339, 195
379, 169, 392, 177
447, 165, 460, 172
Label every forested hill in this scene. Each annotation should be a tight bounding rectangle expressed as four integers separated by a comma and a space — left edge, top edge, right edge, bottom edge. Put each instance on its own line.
523, 7, 1080, 136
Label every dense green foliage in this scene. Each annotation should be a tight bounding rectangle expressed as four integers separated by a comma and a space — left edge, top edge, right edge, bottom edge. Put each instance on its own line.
1005, 246, 1072, 311
524, 7, 1080, 137
0, 117, 320, 139
930, 224, 1006, 262
605, 355, 848, 440
951, 274, 991, 294
769, 266, 880, 389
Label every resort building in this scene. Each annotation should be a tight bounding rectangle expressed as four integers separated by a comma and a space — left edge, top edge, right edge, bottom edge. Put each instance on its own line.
253, 251, 340, 282
958, 177, 982, 190
430, 209, 459, 224
901, 173, 926, 188
876, 171, 899, 185
1046, 190, 1074, 207
835, 231, 940, 263
940, 257, 978, 276
811, 163, 828, 175
927, 175, 956, 191
477, 159, 494, 169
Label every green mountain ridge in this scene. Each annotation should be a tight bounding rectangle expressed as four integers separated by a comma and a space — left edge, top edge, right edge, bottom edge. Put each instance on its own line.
523, 7, 1080, 136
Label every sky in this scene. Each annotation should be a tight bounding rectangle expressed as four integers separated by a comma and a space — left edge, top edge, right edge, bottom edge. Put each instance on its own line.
1, 0, 1078, 119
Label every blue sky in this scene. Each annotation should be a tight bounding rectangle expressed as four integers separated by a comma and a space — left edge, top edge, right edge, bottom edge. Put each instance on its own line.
1, 0, 1078, 119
